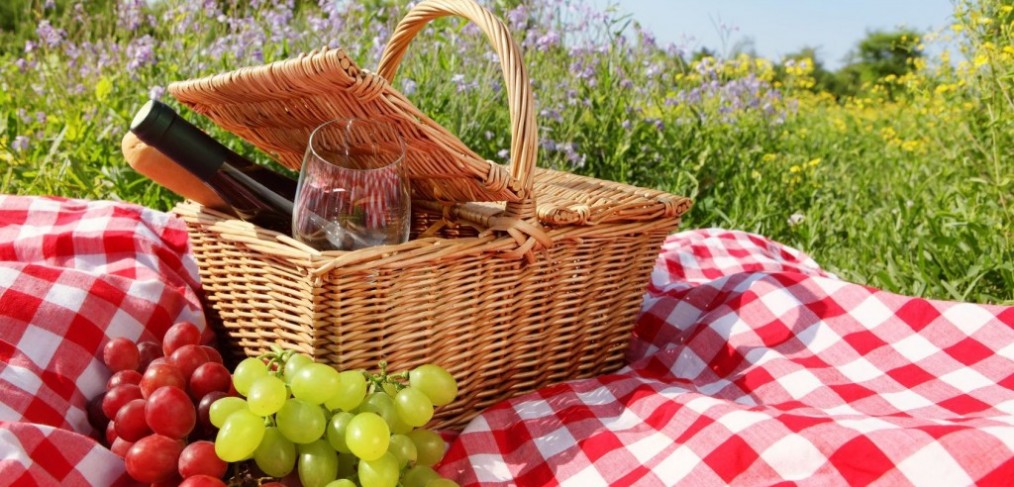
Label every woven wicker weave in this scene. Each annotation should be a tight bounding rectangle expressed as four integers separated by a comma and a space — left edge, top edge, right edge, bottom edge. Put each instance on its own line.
165, 0, 691, 429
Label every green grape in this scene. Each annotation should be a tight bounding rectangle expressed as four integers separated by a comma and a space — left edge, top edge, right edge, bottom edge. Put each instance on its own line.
345, 412, 390, 461
395, 387, 434, 427
325, 480, 357, 487
233, 357, 269, 396
360, 392, 412, 434
277, 398, 327, 444
298, 439, 339, 487
428, 479, 461, 487
215, 408, 266, 462
336, 452, 357, 479
326, 411, 354, 453
357, 451, 399, 487
382, 382, 399, 397
404, 465, 440, 487
408, 428, 446, 467
388, 433, 418, 467
290, 363, 341, 405
324, 370, 368, 412
248, 375, 288, 416
284, 353, 314, 383
209, 396, 248, 428
409, 364, 458, 406
254, 426, 296, 478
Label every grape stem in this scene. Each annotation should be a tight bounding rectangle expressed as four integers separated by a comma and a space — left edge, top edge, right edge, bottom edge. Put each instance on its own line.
365, 361, 409, 394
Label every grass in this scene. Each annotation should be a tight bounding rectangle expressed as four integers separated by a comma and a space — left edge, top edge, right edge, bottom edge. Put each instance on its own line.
1, 0, 1011, 304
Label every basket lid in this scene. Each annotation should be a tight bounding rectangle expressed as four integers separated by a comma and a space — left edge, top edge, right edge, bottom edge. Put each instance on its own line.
169, 47, 523, 205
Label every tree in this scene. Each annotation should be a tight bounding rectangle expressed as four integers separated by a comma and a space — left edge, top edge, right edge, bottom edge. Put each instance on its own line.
838, 29, 924, 98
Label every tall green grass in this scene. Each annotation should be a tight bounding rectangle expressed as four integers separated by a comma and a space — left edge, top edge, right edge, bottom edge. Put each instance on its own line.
0, 0, 1010, 303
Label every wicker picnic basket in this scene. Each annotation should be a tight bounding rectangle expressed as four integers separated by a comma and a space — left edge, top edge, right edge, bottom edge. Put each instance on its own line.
167, 0, 691, 429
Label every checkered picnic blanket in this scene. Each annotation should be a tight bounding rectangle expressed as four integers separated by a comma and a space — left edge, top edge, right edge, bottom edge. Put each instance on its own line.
1, 195, 1011, 486
439, 230, 1014, 486
0, 195, 207, 485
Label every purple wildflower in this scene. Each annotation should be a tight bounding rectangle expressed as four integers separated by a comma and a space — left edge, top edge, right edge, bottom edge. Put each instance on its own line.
535, 31, 559, 52
126, 35, 156, 71
12, 136, 30, 152
117, 0, 149, 31
24, 40, 36, 54
43, 0, 55, 10
148, 85, 165, 100
36, 20, 65, 47
401, 78, 417, 96
35, 112, 47, 125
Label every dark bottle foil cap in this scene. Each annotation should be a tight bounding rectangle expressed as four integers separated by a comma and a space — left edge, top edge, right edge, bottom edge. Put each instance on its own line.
129, 100, 228, 181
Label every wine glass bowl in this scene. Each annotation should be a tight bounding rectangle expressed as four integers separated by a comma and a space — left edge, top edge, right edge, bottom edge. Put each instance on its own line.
292, 119, 410, 251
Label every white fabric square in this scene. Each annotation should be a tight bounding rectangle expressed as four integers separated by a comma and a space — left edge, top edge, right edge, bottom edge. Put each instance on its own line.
778, 368, 825, 399
878, 388, 935, 411
470, 453, 515, 482
533, 425, 577, 460
942, 304, 994, 336
105, 307, 145, 342
42, 281, 89, 314
836, 356, 885, 383
74, 446, 126, 486
895, 441, 974, 486
560, 462, 608, 486
794, 321, 842, 355
717, 409, 768, 434
891, 332, 940, 363
629, 430, 676, 464
760, 433, 825, 480
850, 295, 895, 328
654, 444, 700, 482
937, 367, 996, 394
758, 286, 802, 318
17, 326, 61, 369
0, 364, 43, 397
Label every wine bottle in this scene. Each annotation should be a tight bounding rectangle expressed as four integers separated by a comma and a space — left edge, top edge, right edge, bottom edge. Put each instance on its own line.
129, 99, 297, 234
121, 132, 229, 210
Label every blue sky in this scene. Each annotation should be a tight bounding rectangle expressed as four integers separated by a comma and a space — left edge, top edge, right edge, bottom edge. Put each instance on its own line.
588, 0, 956, 69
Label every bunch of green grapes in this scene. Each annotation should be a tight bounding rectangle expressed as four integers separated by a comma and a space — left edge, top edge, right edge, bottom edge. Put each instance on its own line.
211, 350, 460, 487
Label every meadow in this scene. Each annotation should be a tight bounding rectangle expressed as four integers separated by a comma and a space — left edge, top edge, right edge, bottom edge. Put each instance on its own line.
1, 0, 1011, 303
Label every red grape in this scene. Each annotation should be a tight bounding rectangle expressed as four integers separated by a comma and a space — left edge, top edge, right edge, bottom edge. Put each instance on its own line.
102, 384, 143, 420
105, 421, 118, 445
103, 337, 140, 372
178, 440, 227, 479
107, 369, 143, 389
138, 341, 163, 370
145, 386, 196, 439
114, 399, 151, 442
151, 474, 183, 487
179, 475, 226, 487
140, 362, 186, 398
110, 437, 133, 458
197, 391, 228, 431
163, 322, 201, 357
201, 346, 223, 365
189, 362, 231, 401
87, 392, 108, 431
124, 434, 184, 483
170, 344, 209, 381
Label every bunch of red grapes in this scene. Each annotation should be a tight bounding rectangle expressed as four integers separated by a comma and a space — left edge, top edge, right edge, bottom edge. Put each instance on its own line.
87, 322, 233, 486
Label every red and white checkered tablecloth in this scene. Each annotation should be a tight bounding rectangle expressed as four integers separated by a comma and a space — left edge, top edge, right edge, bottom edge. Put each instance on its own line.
439, 230, 1014, 486
1, 196, 1012, 486
0, 195, 207, 485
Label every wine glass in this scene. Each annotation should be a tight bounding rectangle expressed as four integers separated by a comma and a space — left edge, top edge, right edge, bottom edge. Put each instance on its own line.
292, 118, 410, 251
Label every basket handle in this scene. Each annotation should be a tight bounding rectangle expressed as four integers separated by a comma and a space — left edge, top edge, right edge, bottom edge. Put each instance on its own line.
377, 0, 538, 220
